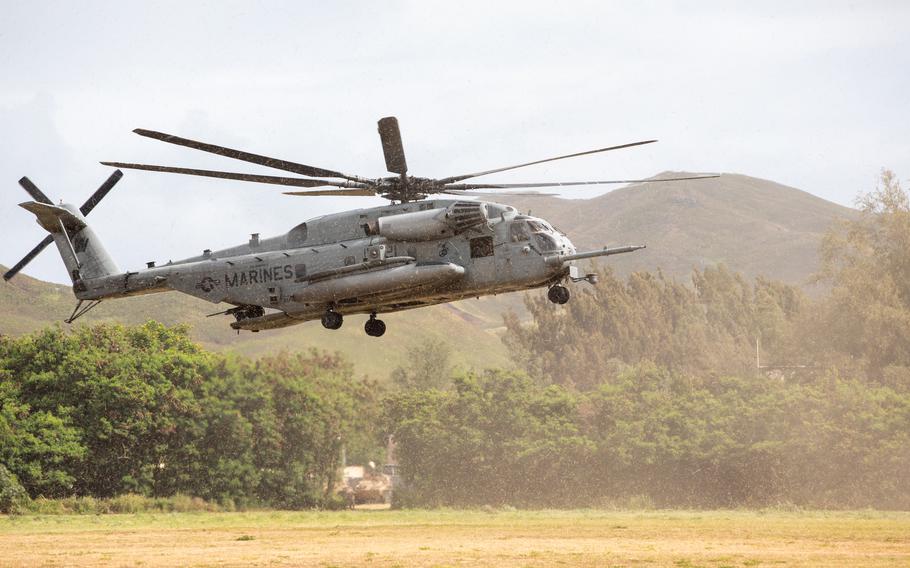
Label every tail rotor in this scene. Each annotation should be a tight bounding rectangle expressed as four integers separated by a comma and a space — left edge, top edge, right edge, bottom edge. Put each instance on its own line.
3, 170, 123, 281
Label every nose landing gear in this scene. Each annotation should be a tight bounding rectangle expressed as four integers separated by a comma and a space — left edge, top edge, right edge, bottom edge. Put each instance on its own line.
548, 284, 570, 304
365, 314, 386, 337
321, 310, 343, 330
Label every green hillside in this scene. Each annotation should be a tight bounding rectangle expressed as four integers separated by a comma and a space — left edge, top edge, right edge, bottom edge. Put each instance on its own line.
0, 172, 857, 378
0, 269, 511, 379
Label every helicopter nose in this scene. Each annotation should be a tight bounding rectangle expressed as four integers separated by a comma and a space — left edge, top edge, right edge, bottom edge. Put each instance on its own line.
544, 236, 577, 273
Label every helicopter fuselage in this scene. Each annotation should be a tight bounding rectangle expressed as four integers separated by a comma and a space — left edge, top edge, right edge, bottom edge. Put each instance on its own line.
72, 199, 596, 332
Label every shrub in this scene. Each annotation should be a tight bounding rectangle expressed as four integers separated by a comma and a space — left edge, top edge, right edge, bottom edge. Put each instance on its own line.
0, 464, 30, 514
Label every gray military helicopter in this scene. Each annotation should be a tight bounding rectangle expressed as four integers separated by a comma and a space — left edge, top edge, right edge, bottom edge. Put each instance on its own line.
5, 117, 715, 336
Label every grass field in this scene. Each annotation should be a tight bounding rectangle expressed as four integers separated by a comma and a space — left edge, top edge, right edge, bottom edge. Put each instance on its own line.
1, 509, 909, 567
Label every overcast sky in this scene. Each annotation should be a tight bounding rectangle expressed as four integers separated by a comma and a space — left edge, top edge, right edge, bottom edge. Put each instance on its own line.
2, 1, 908, 283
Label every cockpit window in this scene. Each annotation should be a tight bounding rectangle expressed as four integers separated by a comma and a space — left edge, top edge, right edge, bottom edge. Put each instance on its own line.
509, 221, 530, 242
534, 233, 560, 252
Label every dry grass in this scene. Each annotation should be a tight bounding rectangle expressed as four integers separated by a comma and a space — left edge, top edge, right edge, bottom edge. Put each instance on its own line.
1, 508, 908, 567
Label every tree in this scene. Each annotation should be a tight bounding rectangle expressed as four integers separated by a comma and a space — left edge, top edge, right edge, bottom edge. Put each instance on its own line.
0, 464, 29, 514
384, 370, 594, 507
0, 375, 83, 498
504, 266, 803, 388
816, 169, 910, 380
391, 338, 453, 390
0, 324, 382, 508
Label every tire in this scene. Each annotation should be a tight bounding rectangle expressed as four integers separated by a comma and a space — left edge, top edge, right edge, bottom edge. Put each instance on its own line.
365, 318, 386, 337
321, 311, 343, 330
548, 285, 570, 304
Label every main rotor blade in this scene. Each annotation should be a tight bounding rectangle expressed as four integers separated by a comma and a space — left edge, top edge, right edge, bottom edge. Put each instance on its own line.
283, 189, 378, 196
80, 169, 123, 216
442, 190, 557, 197
18, 177, 53, 204
377, 117, 408, 176
3, 235, 54, 281
439, 140, 658, 184
100, 162, 369, 189
443, 174, 720, 190
132, 128, 368, 183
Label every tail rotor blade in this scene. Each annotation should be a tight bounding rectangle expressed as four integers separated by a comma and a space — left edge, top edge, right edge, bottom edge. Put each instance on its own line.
19, 177, 53, 204
377, 117, 408, 176
80, 169, 123, 216
3, 235, 54, 281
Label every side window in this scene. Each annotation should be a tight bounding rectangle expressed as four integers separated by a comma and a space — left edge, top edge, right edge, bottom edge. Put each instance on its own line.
509, 221, 530, 242
470, 236, 494, 258
294, 263, 307, 282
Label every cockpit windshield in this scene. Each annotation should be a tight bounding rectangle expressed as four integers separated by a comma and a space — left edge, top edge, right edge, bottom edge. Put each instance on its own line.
534, 233, 560, 252
510, 221, 531, 242
510, 218, 562, 251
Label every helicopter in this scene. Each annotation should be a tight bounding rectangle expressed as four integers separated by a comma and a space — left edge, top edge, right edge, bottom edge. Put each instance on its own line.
4, 117, 716, 336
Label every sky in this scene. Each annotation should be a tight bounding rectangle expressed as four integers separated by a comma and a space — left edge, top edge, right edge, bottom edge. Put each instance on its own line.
2, 1, 909, 283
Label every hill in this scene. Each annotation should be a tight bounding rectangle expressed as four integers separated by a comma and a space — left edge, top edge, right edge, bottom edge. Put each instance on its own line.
0, 269, 511, 379
0, 172, 857, 378
506, 172, 858, 286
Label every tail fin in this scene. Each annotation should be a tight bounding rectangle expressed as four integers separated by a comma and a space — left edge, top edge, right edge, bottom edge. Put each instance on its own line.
18, 201, 119, 288
4, 170, 122, 282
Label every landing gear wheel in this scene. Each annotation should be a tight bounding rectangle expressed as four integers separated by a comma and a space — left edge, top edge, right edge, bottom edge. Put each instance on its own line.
365, 315, 386, 337
321, 310, 343, 330
548, 285, 570, 304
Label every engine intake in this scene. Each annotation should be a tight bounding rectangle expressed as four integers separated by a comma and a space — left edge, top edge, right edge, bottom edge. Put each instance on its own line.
364, 201, 486, 241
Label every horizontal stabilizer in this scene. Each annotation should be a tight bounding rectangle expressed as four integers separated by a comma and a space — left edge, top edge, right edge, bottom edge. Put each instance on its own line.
19, 202, 86, 233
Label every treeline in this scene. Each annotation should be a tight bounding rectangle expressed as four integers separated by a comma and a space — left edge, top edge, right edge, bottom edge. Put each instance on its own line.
0, 323, 381, 512
384, 170, 910, 509
503, 264, 802, 388
385, 367, 910, 509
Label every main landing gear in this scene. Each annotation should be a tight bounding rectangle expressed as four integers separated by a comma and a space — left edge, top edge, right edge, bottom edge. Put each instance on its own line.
321, 310, 386, 337
365, 314, 386, 337
548, 285, 570, 305
321, 310, 343, 330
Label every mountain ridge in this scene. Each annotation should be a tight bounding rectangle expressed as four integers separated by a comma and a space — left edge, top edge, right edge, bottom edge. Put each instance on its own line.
506, 172, 857, 285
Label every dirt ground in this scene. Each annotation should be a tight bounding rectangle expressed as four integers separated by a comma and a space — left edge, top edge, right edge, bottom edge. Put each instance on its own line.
1, 508, 908, 567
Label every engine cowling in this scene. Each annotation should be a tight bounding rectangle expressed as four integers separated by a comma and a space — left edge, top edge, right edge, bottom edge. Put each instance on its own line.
364, 201, 486, 241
